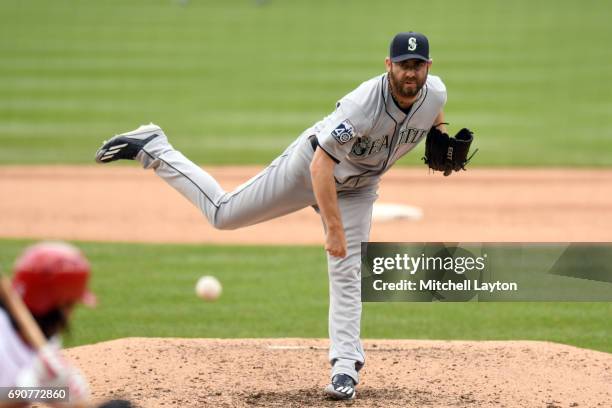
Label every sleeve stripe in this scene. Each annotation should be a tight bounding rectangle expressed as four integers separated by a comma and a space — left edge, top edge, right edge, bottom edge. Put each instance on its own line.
316, 142, 341, 164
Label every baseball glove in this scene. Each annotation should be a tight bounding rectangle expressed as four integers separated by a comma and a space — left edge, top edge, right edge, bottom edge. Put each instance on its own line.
422, 126, 477, 176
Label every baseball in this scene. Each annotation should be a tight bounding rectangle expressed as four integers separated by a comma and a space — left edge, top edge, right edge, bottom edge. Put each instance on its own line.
195, 276, 222, 301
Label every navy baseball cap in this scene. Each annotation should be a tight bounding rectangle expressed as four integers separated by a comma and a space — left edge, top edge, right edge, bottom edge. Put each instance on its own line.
390, 32, 430, 62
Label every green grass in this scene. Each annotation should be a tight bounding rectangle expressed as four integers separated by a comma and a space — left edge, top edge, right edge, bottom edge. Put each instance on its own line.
1, 239, 610, 353
1, 0, 611, 166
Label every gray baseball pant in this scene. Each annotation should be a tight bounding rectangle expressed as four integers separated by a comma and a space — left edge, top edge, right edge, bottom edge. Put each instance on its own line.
137, 130, 378, 383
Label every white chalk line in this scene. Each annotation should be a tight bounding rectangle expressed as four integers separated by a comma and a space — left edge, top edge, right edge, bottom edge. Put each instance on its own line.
266, 345, 399, 351
267, 345, 327, 350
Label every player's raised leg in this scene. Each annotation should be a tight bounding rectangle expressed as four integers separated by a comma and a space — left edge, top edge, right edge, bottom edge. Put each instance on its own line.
95, 124, 317, 230
324, 186, 378, 400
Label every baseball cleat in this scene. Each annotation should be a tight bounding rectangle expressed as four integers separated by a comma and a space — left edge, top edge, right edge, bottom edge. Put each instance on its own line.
95, 123, 164, 163
324, 374, 356, 400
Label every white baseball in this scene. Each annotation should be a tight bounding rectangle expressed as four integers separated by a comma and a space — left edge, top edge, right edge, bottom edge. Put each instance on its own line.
195, 276, 222, 301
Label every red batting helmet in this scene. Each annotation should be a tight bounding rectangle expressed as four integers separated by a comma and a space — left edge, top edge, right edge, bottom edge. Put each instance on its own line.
12, 242, 97, 316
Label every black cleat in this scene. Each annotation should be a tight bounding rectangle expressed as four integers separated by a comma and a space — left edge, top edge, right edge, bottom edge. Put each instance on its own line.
324, 373, 356, 400
95, 123, 165, 163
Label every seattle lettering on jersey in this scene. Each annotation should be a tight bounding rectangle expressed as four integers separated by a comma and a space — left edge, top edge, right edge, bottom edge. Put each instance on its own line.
350, 127, 428, 158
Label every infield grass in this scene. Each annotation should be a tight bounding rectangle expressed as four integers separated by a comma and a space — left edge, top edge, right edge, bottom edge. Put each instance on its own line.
1, 239, 610, 353
1, 0, 611, 166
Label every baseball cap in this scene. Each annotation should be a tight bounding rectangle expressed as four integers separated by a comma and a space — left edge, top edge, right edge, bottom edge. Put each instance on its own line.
390, 32, 430, 62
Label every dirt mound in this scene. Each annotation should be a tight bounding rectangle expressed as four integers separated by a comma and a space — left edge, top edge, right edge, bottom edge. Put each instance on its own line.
66, 338, 612, 407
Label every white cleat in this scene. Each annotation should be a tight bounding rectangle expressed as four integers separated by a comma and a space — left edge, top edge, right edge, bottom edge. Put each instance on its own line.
324, 374, 357, 400
95, 123, 165, 164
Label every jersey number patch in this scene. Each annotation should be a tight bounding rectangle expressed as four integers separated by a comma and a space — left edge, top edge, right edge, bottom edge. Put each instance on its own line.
331, 120, 355, 145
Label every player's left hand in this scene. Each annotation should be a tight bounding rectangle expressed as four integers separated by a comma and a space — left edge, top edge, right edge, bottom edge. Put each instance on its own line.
422, 127, 478, 176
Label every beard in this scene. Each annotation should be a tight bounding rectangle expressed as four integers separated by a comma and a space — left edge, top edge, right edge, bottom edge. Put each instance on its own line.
389, 68, 427, 99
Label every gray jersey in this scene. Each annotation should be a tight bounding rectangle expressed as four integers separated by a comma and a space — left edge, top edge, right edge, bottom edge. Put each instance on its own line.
307, 73, 447, 188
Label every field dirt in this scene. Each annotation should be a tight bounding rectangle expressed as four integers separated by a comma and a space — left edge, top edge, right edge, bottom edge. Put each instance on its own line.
65, 338, 612, 408
2, 166, 612, 243
4, 165, 612, 407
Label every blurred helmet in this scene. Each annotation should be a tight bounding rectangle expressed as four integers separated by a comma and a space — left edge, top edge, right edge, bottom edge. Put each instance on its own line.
12, 242, 96, 316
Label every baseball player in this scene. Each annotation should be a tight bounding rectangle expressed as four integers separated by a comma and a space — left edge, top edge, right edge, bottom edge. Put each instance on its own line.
0, 243, 135, 408
95, 32, 474, 400
0, 242, 94, 407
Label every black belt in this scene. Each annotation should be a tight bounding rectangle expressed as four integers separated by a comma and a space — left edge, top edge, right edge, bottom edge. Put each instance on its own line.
308, 134, 318, 151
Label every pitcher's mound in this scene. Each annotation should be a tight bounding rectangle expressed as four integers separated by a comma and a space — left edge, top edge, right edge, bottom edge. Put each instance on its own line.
66, 338, 611, 407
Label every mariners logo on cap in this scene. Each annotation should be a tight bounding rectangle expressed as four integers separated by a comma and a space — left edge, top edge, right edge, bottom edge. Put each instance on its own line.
408, 37, 417, 51
331, 120, 355, 145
